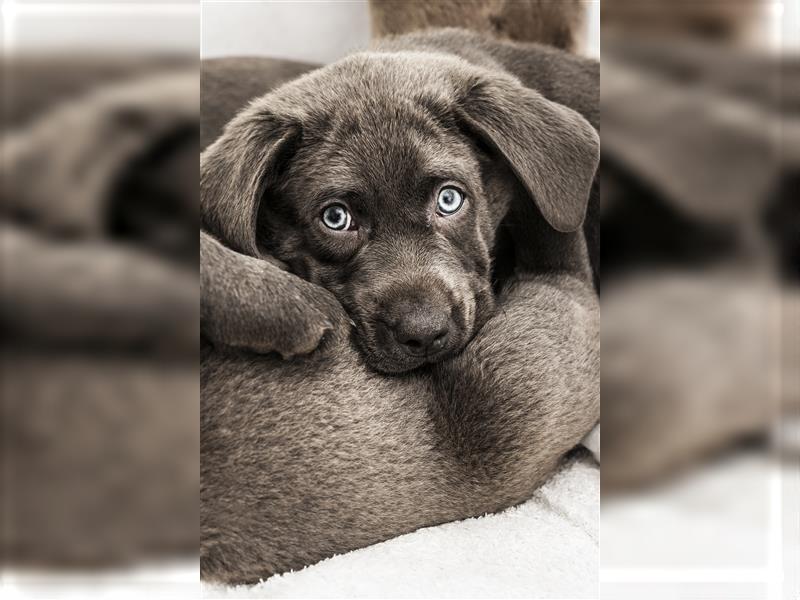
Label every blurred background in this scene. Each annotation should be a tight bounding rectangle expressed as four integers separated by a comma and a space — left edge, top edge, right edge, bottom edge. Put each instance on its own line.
599, 1, 799, 599
3, 0, 800, 598
201, 0, 600, 61
1, 0, 200, 597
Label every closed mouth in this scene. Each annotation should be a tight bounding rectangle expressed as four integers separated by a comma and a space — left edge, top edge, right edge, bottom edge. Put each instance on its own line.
419, 341, 456, 363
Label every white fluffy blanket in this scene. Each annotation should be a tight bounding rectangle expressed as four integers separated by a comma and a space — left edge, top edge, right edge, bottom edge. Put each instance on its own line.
204, 446, 599, 599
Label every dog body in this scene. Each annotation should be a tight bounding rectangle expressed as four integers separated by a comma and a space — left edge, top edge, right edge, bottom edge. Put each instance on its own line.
202, 273, 598, 584
201, 30, 599, 584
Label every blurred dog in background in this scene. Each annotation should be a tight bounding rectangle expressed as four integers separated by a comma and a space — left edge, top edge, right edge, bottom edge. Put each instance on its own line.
370, 0, 585, 51
1, 56, 199, 568
600, 0, 799, 489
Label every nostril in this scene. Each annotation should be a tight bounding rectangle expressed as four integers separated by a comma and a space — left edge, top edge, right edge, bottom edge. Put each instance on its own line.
392, 317, 450, 357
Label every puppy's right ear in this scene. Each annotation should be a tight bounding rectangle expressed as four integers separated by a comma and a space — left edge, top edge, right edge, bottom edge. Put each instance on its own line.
200, 109, 300, 256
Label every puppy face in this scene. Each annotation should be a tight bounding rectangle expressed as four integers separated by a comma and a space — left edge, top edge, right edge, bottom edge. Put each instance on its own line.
262, 98, 499, 373
201, 51, 599, 373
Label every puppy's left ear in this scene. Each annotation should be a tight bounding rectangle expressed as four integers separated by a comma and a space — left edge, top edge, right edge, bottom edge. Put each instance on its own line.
456, 75, 599, 232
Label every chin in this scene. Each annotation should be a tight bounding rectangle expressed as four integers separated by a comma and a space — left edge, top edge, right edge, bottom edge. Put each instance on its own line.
363, 351, 425, 376
360, 338, 467, 375
352, 313, 474, 374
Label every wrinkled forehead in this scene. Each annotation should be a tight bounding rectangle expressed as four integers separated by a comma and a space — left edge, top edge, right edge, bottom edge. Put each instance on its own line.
273, 53, 484, 202
288, 102, 480, 208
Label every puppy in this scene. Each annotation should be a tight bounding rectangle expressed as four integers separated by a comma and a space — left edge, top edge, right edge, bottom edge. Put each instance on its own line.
201, 29, 599, 583
202, 29, 598, 373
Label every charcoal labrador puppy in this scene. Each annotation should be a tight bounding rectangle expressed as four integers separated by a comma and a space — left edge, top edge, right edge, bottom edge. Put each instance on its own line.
201, 29, 599, 584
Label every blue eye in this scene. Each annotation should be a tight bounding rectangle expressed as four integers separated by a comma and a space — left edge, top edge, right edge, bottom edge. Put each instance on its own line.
436, 186, 464, 216
321, 203, 353, 231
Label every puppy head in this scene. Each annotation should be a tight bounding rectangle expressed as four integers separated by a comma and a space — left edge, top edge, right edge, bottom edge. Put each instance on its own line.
201, 52, 598, 373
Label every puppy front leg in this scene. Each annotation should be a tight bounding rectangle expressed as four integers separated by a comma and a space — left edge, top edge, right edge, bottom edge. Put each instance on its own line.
200, 230, 349, 357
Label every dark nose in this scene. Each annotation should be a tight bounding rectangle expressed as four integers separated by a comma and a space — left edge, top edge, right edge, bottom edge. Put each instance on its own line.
391, 305, 451, 357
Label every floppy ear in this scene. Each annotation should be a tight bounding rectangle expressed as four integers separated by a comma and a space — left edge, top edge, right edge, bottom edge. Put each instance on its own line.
456, 75, 599, 232
200, 108, 300, 256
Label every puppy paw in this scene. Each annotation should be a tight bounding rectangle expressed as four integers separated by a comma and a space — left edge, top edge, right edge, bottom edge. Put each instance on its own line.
230, 280, 349, 359
200, 232, 350, 358
270, 316, 334, 360
274, 287, 350, 359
